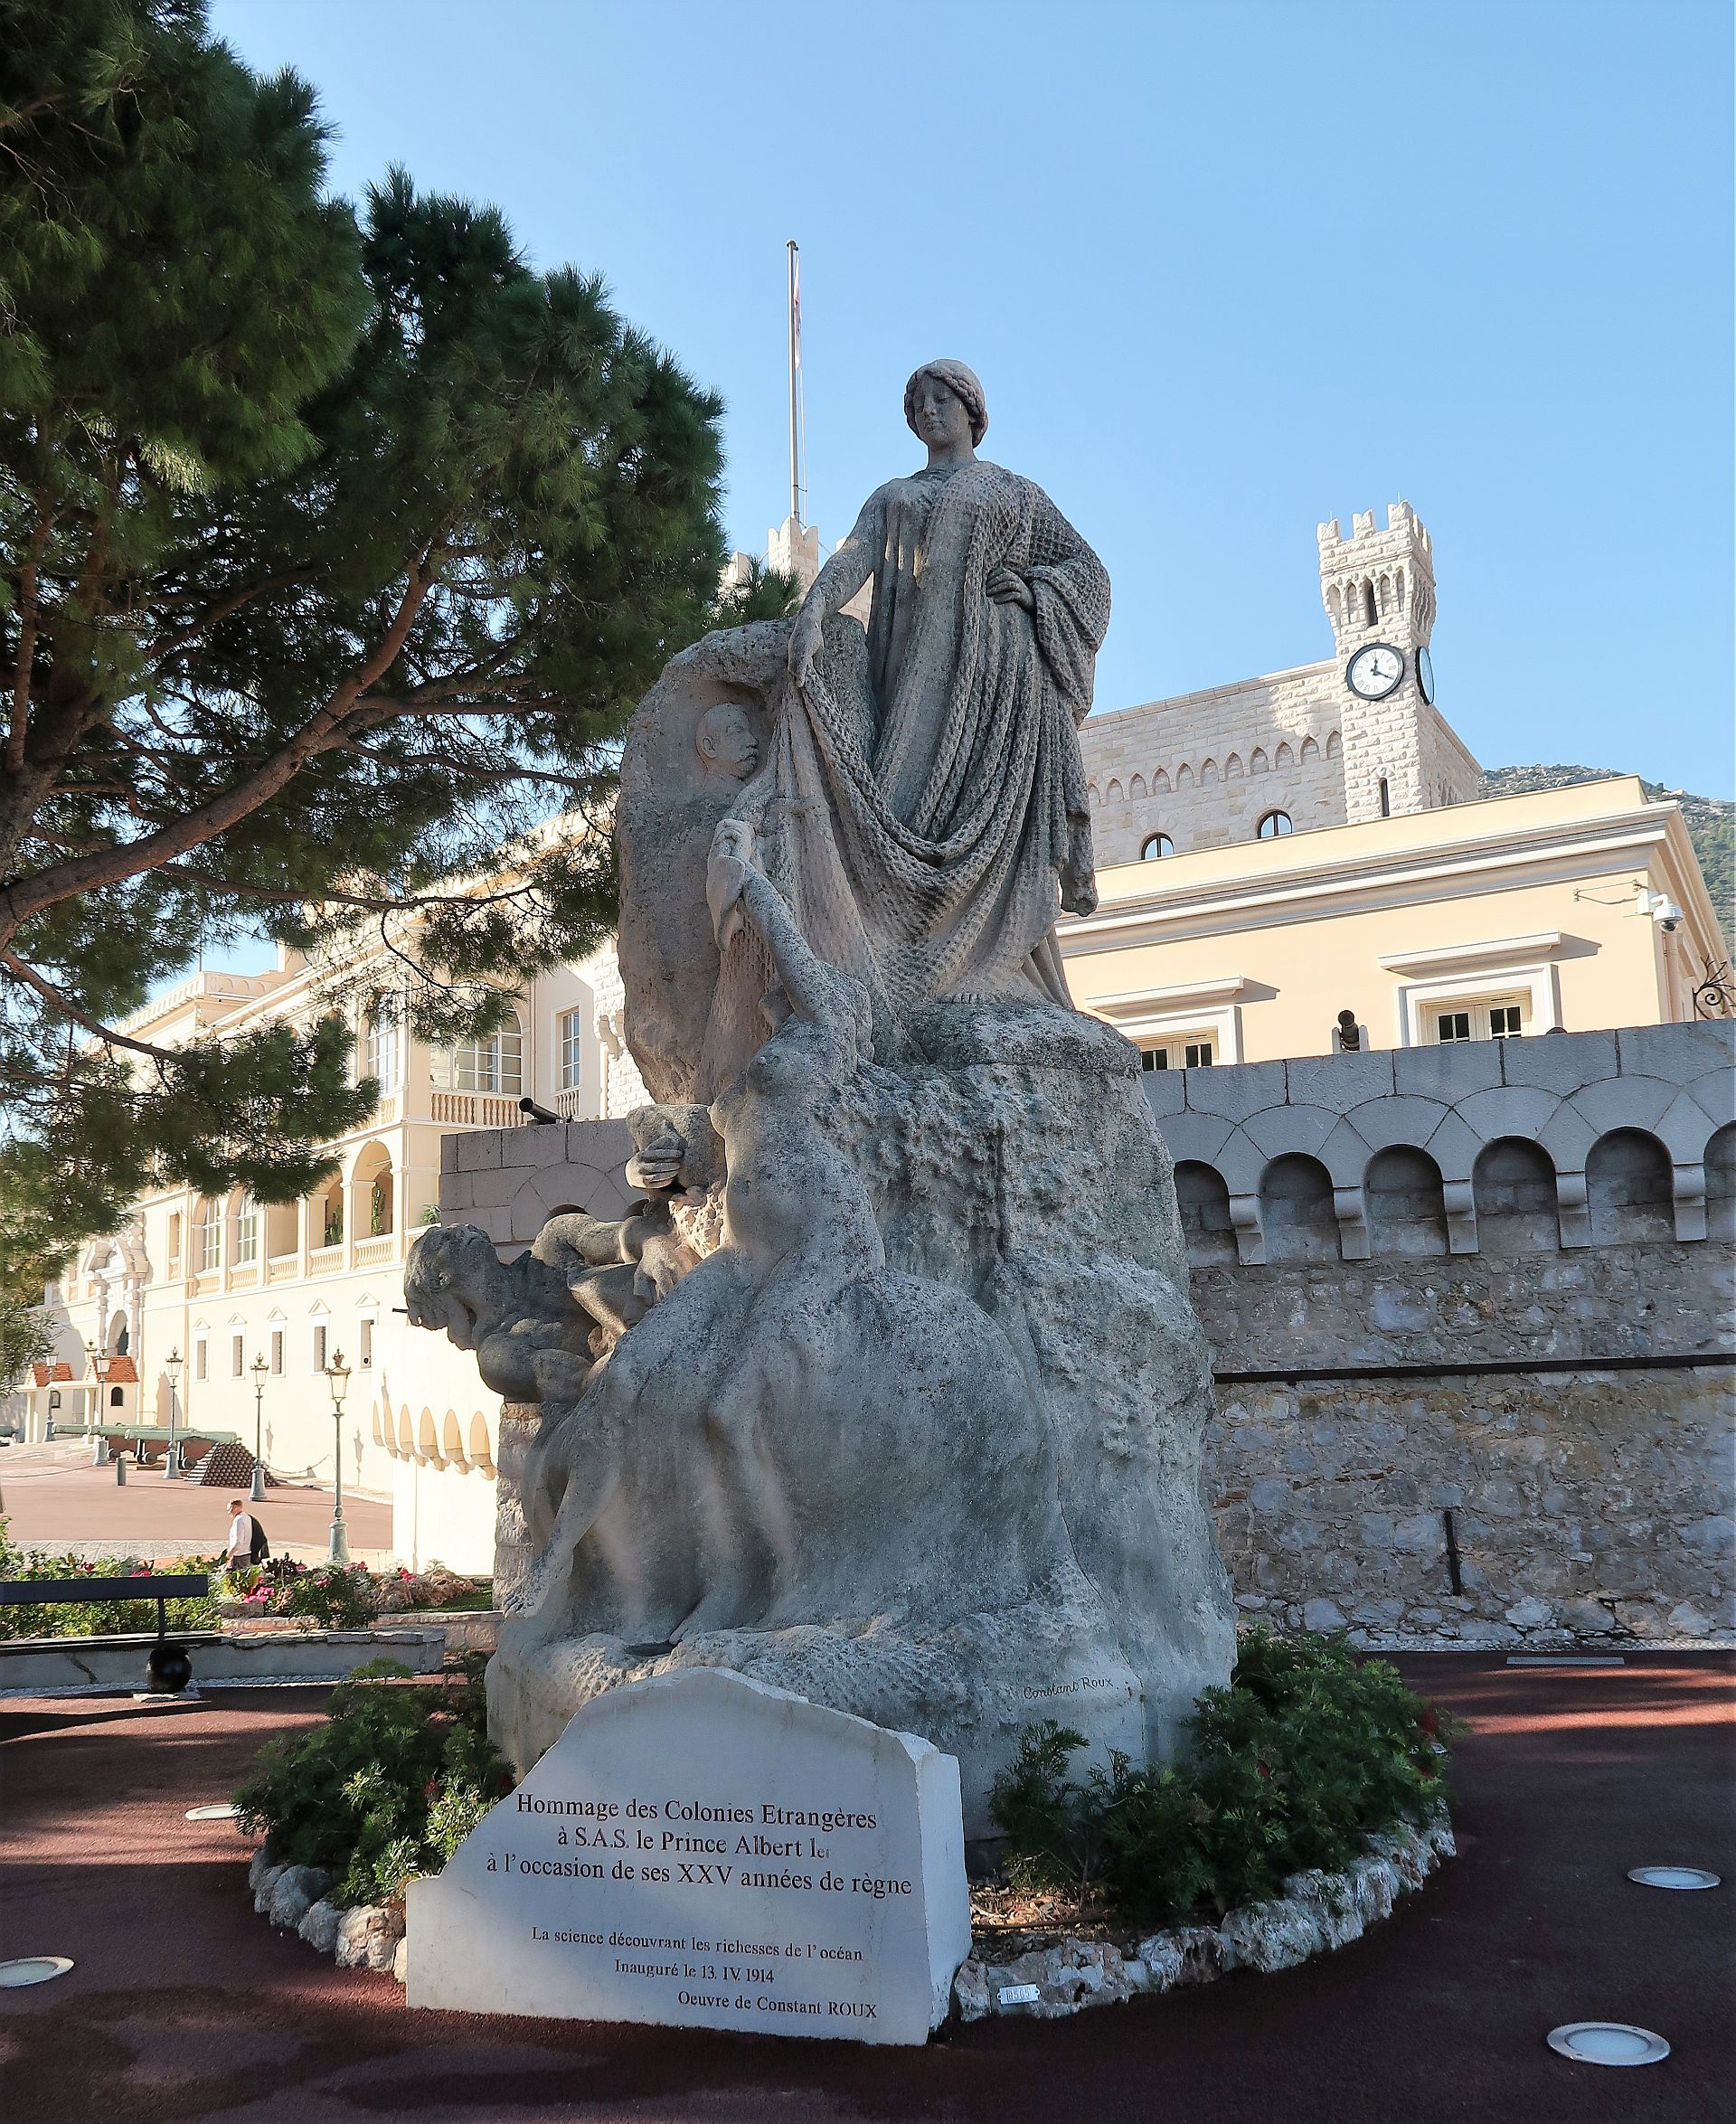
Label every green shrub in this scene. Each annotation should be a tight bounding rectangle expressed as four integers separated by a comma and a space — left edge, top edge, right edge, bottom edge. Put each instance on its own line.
991, 1628, 1456, 1927
234, 1656, 512, 1907
276, 1564, 380, 1629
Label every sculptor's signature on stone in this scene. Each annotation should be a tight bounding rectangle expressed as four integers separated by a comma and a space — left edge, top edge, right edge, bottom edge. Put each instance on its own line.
1022, 1677, 1126, 1700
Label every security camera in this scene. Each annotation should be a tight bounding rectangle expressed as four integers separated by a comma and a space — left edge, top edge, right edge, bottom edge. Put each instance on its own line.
1659, 912, 1680, 933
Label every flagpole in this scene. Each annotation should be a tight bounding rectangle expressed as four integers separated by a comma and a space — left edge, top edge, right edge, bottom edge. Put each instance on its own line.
787, 239, 802, 528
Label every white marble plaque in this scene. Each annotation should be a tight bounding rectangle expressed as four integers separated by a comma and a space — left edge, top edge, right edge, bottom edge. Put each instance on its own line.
405, 1669, 971, 2044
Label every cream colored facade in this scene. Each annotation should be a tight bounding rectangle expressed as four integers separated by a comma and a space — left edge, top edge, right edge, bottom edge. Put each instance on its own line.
15, 938, 630, 1571
1063, 776, 1723, 1070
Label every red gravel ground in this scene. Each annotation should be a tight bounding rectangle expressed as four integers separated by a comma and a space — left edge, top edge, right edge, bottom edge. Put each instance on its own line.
0, 1444, 392, 1555
1, 1654, 1731, 2124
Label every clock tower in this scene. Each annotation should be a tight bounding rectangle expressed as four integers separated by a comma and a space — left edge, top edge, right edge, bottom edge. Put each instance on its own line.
1317, 502, 1473, 821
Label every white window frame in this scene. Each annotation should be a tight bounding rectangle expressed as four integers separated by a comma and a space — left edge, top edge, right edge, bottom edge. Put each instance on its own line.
234, 1194, 259, 1265
1426, 994, 1530, 1045
559, 1005, 587, 1091
197, 1204, 222, 1272
435, 1009, 524, 1094
365, 1000, 400, 1090
1139, 1032, 1219, 1071
1390, 962, 1561, 1049
1083, 977, 1248, 1068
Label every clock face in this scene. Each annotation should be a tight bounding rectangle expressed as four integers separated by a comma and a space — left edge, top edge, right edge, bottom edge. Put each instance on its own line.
1417, 645, 1436, 703
1346, 642, 1405, 700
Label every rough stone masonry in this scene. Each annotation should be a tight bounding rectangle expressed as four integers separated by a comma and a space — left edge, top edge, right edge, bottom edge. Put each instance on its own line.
443, 1022, 1733, 1651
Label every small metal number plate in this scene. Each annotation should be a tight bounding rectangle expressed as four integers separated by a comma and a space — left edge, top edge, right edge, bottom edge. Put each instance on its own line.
997, 1983, 1042, 2006
1547, 2022, 1670, 2067
0, 1957, 74, 1988
1628, 1864, 1720, 1891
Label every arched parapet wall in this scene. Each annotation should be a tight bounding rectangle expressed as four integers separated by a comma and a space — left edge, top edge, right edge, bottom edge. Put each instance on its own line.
1142, 1024, 1734, 1270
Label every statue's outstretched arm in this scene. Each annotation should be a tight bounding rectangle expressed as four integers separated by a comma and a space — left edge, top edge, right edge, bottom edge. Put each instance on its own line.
708, 822, 850, 1041
788, 491, 882, 683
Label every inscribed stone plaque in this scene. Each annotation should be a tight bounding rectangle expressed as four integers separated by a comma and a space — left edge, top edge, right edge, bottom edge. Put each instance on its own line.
404, 1669, 971, 2044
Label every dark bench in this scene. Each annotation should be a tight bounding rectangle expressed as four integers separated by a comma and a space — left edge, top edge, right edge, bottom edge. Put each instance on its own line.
0, 1572, 212, 1692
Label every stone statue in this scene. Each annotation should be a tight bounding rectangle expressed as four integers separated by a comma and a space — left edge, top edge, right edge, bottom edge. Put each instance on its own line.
412, 361, 1234, 1834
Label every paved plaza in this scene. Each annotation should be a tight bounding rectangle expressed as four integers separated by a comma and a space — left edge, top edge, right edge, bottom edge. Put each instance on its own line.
0, 1440, 392, 1562
0, 1655, 1729, 2124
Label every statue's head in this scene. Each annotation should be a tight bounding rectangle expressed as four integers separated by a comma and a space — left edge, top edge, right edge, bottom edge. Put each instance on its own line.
904, 360, 987, 448
404, 1224, 514, 1351
695, 700, 759, 782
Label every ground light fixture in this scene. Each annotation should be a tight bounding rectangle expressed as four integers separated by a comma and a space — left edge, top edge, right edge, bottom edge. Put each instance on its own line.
1547, 2023, 1670, 2066
184, 1803, 241, 1821
1628, 1864, 1720, 1890
0, 1957, 74, 1987
249, 1351, 269, 1504
326, 1349, 353, 1565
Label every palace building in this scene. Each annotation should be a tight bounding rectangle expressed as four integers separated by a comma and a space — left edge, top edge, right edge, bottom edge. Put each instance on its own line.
12, 501, 1726, 1576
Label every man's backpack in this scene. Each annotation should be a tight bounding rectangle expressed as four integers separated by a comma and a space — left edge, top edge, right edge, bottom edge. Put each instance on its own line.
250, 1517, 270, 1562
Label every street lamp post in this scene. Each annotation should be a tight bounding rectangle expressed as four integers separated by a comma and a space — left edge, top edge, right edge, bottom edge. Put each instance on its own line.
249, 1353, 269, 1504
164, 1348, 184, 1478
86, 1340, 111, 1466
325, 1349, 352, 1564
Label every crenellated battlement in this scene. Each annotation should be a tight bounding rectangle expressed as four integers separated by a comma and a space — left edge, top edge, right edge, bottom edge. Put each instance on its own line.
1318, 499, 1437, 656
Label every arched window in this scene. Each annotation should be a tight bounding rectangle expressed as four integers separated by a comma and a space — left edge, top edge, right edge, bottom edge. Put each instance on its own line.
436, 1010, 524, 1095
1364, 1147, 1448, 1258
1473, 1138, 1559, 1255
352, 1143, 395, 1238
313, 1175, 344, 1249
1363, 581, 1378, 626
1174, 1162, 1236, 1266
1260, 1155, 1339, 1263
233, 1194, 259, 1265
1257, 810, 1292, 839
365, 999, 400, 1090
1141, 833, 1174, 860
1706, 1123, 1735, 1242
1586, 1129, 1674, 1245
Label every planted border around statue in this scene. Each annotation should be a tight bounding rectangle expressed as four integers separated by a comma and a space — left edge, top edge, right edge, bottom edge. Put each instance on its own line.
404, 1669, 971, 2044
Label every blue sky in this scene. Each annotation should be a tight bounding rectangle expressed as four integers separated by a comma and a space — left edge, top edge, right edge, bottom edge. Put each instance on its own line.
208, 0, 1730, 807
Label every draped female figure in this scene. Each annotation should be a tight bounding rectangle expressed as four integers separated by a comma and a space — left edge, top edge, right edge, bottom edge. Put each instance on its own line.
697, 361, 1109, 1095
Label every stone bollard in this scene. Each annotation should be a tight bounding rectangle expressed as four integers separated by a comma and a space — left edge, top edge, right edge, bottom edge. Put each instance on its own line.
114, 1453, 128, 1485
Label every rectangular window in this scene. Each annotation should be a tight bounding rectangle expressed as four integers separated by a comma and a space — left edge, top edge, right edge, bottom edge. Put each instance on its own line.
560, 1006, 586, 1091
166, 1213, 183, 1265
1141, 1035, 1216, 1071
312, 1324, 327, 1374
1430, 998, 1526, 1044
359, 1318, 374, 1369
199, 1213, 221, 1272
194, 1340, 209, 1382
270, 1329, 284, 1376
235, 1197, 259, 1264
231, 1334, 244, 1378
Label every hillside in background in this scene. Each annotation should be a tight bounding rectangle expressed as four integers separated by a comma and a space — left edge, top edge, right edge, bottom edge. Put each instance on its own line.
1481, 765, 1733, 956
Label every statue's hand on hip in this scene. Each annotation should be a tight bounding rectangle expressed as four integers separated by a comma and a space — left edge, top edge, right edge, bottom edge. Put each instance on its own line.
986, 565, 1035, 612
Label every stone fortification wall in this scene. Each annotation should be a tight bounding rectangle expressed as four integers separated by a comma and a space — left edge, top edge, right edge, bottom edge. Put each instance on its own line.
439, 1024, 1733, 1649
1080, 664, 1346, 864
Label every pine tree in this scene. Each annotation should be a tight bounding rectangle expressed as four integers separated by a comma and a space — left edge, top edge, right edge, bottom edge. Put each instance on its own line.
0, 2, 726, 1277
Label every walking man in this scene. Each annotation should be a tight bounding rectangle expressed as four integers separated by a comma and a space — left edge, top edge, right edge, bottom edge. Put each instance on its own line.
223, 1498, 269, 1571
